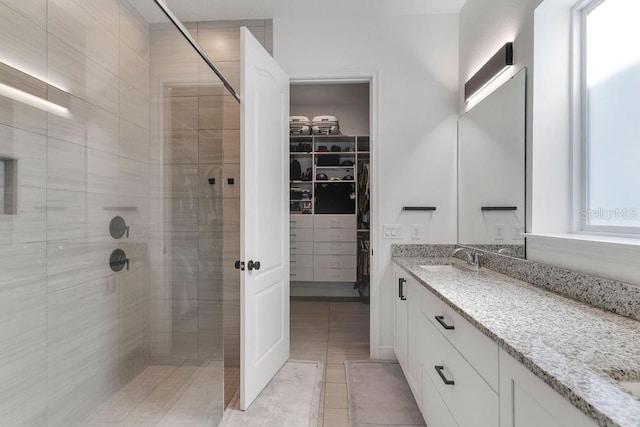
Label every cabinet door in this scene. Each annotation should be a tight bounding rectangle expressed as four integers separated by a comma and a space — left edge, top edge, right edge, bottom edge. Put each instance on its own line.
499, 348, 598, 427
394, 266, 408, 369
406, 278, 423, 406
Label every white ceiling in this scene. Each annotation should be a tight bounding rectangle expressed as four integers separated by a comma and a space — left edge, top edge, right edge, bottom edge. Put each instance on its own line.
135, 0, 467, 23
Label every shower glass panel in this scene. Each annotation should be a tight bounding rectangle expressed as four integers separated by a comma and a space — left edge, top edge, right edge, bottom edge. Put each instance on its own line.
0, 0, 228, 424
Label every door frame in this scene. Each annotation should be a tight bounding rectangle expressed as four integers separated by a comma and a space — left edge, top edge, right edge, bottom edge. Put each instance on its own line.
288, 72, 381, 359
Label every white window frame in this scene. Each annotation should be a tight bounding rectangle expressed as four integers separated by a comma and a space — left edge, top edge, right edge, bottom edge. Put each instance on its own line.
572, 0, 640, 236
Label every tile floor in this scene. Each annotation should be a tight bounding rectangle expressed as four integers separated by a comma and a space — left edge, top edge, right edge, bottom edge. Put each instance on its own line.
290, 300, 370, 427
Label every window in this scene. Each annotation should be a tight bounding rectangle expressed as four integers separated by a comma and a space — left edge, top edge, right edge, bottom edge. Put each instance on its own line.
577, 0, 640, 233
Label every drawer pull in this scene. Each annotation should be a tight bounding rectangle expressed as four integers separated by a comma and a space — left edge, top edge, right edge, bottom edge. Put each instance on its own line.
435, 315, 455, 330
398, 278, 407, 301
434, 365, 455, 386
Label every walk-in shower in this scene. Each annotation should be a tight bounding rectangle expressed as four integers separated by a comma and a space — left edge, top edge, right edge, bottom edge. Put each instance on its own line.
0, 0, 235, 424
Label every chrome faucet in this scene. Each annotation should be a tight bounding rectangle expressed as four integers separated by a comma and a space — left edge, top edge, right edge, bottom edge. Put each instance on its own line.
453, 247, 482, 268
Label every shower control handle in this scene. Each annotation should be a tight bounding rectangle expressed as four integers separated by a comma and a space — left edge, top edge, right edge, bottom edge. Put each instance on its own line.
247, 260, 261, 271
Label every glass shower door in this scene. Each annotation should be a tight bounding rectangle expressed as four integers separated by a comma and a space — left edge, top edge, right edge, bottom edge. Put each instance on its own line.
0, 0, 230, 424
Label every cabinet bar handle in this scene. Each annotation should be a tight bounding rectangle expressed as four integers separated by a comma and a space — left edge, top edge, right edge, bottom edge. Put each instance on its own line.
435, 315, 455, 330
398, 278, 407, 301
434, 366, 455, 385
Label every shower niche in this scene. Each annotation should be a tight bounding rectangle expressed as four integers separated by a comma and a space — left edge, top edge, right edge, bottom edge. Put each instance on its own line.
0, 158, 17, 215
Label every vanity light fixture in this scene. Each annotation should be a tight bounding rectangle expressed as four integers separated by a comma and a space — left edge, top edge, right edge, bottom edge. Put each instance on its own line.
464, 42, 514, 102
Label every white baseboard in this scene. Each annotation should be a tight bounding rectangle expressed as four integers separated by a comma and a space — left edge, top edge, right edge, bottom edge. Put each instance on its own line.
377, 346, 397, 361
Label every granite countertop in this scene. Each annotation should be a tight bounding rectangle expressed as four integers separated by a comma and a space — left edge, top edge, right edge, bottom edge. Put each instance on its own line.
392, 256, 640, 427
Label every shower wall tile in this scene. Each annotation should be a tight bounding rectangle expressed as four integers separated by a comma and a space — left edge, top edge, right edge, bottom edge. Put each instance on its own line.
120, 266, 150, 312
155, 164, 199, 198
149, 332, 198, 365
223, 129, 241, 163
198, 96, 223, 130
198, 197, 223, 231
167, 130, 199, 164
198, 61, 235, 91
150, 24, 200, 66
223, 95, 241, 130
46, 236, 114, 292
119, 195, 151, 240
0, 88, 47, 136
48, 88, 120, 153
198, 130, 223, 164
46, 190, 118, 240
0, 242, 47, 424
48, 0, 119, 75
46, 275, 121, 424
198, 230, 223, 266
72, 0, 120, 37
0, 123, 46, 188
47, 137, 87, 192
0, 2, 47, 85
121, 82, 150, 129
120, 156, 149, 197
120, 119, 150, 163
222, 163, 240, 198
198, 301, 223, 335
166, 198, 199, 232
169, 96, 199, 131
198, 164, 223, 200
47, 34, 120, 115
0, 0, 46, 28
87, 148, 121, 195
148, 232, 199, 267
119, 0, 149, 61
0, 187, 46, 244
223, 198, 240, 231
198, 265, 224, 301
150, 62, 199, 98
120, 41, 150, 96
150, 265, 198, 301
197, 25, 264, 62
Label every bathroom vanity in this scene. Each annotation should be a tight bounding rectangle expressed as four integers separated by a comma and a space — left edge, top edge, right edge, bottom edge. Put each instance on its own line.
392, 252, 640, 427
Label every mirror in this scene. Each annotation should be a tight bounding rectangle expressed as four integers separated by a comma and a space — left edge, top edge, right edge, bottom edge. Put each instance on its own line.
458, 68, 526, 258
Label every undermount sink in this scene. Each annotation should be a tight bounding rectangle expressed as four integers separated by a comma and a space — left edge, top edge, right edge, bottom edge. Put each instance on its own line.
620, 382, 640, 399
419, 265, 460, 273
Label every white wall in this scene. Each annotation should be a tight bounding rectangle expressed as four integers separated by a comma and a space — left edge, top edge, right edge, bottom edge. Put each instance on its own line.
459, 0, 542, 236
274, 15, 459, 351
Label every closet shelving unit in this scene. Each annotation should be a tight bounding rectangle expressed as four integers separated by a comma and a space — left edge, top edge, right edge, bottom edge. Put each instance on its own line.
289, 135, 370, 297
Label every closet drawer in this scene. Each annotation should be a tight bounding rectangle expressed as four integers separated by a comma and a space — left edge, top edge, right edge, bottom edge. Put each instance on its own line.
290, 267, 313, 281
314, 242, 356, 255
313, 228, 356, 242
290, 241, 313, 255
421, 315, 499, 427
421, 287, 499, 392
290, 215, 313, 229
314, 255, 357, 269
314, 268, 355, 282
290, 254, 313, 269
290, 228, 313, 242
313, 215, 356, 229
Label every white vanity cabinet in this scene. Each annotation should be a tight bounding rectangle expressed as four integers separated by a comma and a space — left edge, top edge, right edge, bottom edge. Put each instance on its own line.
499, 348, 598, 427
393, 263, 600, 427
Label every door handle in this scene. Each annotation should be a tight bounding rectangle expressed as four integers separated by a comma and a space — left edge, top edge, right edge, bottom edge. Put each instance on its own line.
247, 260, 261, 271
398, 278, 407, 300
234, 260, 245, 271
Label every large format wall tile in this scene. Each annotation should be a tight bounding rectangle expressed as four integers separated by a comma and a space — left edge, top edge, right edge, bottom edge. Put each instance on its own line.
120, 0, 149, 61
0, 187, 46, 244
0, 0, 46, 28
120, 119, 150, 163
0, 242, 47, 425
0, 123, 46, 188
47, 34, 120, 115
72, 0, 120, 37
197, 25, 265, 63
121, 82, 150, 129
47, 190, 118, 240
120, 40, 150, 96
48, 0, 119, 75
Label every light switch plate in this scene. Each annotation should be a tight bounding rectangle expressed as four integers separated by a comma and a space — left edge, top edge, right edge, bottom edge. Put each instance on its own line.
411, 224, 421, 239
494, 224, 505, 240
383, 224, 403, 239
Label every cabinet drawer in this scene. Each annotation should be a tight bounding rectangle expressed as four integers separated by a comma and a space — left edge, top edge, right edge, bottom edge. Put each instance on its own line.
290, 215, 313, 229
314, 255, 356, 269
421, 365, 458, 427
421, 287, 499, 392
290, 241, 313, 255
313, 215, 356, 229
421, 315, 499, 427
290, 267, 313, 281
314, 242, 356, 255
290, 228, 313, 242
314, 268, 355, 282
290, 254, 313, 268
313, 228, 356, 242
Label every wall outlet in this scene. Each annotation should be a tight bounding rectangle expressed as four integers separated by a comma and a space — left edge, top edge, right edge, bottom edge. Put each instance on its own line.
383, 224, 403, 239
494, 224, 505, 240
411, 224, 421, 239
513, 224, 525, 237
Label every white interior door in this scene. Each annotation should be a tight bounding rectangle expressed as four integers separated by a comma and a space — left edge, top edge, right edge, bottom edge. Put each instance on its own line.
240, 27, 290, 410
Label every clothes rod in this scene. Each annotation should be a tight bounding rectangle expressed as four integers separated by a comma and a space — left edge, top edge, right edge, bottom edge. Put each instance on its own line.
403, 207, 436, 211
152, 0, 240, 103
481, 206, 517, 211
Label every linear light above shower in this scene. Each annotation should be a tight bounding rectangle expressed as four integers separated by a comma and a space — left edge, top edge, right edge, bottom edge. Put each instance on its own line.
0, 61, 70, 118
464, 42, 514, 102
